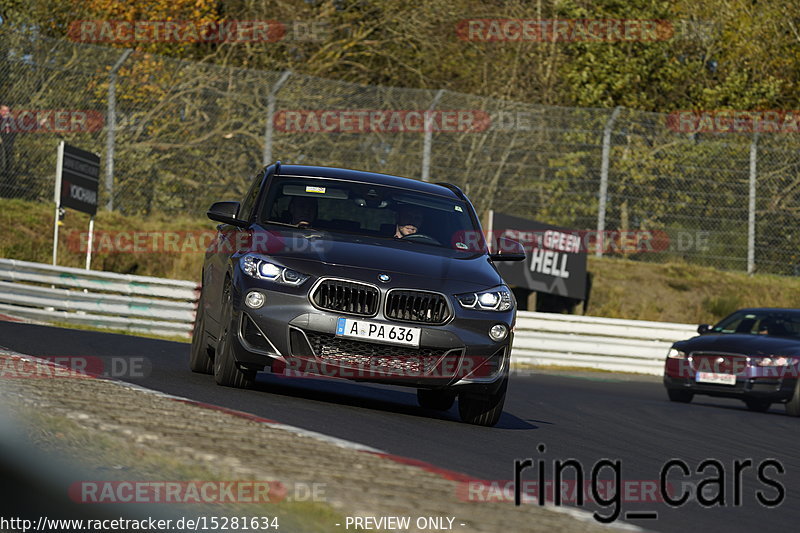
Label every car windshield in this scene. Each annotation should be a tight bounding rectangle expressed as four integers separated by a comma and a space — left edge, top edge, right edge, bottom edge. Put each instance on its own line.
713, 310, 800, 338
260, 176, 484, 250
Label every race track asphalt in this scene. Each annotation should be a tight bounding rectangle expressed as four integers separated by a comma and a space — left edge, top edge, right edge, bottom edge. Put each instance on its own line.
1, 320, 798, 533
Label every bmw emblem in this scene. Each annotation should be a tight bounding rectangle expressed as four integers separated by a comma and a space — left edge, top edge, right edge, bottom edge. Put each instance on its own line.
378, 274, 390, 283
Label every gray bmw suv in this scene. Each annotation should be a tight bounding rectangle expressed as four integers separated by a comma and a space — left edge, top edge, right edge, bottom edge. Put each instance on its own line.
190, 163, 525, 426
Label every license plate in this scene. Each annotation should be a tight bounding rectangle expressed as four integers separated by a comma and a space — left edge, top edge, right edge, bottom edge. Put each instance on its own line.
696, 372, 736, 385
336, 318, 420, 347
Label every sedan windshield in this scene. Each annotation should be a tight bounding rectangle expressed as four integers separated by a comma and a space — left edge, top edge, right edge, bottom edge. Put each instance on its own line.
261, 176, 483, 250
713, 310, 800, 338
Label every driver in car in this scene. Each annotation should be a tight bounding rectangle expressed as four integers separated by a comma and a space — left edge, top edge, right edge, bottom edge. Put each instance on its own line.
288, 195, 318, 228
394, 206, 424, 238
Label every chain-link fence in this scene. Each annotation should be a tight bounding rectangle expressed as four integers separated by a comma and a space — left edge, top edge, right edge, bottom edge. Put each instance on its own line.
1, 27, 799, 275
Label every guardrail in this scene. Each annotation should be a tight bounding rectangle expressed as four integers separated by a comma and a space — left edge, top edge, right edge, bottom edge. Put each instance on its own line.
0, 259, 199, 338
0, 258, 696, 373
513, 311, 697, 375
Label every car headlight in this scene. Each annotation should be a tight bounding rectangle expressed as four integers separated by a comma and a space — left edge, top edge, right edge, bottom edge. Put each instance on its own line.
456, 287, 513, 311
667, 348, 687, 359
756, 356, 796, 367
240, 254, 309, 286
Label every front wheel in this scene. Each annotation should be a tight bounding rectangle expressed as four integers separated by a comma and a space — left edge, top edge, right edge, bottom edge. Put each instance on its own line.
667, 388, 693, 403
189, 293, 213, 374
417, 389, 456, 411
744, 398, 771, 412
458, 376, 508, 427
785, 379, 800, 416
214, 283, 256, 389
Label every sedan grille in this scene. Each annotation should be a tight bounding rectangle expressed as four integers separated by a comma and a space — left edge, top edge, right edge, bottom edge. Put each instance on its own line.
304, 332, 459, 376
385, 290, 451, 324
311, 279, 379, 316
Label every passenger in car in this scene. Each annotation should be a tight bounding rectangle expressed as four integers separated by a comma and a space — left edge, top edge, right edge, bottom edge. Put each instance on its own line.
758, 318, 790, 336
394, 206, 424, 238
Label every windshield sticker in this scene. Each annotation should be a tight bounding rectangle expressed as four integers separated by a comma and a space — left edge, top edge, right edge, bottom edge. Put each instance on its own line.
455, 242, 469, 249
306, 186, 326, 194
454, 205, 463, 212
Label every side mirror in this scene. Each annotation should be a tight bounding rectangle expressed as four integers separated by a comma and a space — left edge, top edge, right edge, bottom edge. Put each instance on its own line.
207, 201, 248, 228
489, 237, 526, 262
697, 324, 711, 335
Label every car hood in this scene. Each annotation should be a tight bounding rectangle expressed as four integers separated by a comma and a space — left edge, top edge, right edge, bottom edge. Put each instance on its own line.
252, 227, 502, 288
675, 333, 800, 356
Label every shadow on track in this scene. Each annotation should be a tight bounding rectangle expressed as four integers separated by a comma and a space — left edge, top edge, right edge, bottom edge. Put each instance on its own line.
241, 372, 539, 430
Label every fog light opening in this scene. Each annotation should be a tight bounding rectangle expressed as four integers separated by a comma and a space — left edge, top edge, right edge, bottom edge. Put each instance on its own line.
489, 323, 508, 341
245, 290, 266, 309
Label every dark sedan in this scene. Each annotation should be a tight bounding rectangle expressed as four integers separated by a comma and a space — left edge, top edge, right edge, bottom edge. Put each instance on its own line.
190, 162, 525, 426
663, 308, 800, 414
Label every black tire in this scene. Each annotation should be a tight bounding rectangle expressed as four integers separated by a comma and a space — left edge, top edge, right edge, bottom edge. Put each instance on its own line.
214, 281, 256, 389
786, 379, 800, 416
417, 389, 456, 411
189, 292, 213, 374
744, 398, 771, 412
458, 376, 508, 427
667, 388, 694, 403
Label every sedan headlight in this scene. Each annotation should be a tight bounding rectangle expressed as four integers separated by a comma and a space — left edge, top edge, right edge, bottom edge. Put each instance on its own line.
456, 287, 513, 312
667, 348, 687, 359
240, 254, 309, 286
756, 356, 796, 367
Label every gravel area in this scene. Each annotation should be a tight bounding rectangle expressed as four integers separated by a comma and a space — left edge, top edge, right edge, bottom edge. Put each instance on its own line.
0, 349, 632, 533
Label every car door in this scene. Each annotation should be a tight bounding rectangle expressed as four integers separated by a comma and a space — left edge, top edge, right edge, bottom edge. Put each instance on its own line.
204, 167, 269, 338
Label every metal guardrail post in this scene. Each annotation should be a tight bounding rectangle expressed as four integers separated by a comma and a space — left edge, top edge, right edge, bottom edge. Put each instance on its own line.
747, 132, 759, 274
263, 70, 292, 166
421, 89, 444, 182
104, 48, 133, 212
595, 106, 623, 257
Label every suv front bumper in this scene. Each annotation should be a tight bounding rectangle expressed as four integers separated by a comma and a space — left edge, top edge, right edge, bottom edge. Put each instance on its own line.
228, 279, 512, 393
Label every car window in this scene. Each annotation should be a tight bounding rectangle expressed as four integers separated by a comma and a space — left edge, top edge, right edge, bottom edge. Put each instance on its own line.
713, 310, 800, 338
260, 176, 481, 250
238, 170, 264, 222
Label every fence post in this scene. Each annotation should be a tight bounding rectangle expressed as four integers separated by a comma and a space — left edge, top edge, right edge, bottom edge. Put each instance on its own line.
595, 106, 623, 257
747, 132, 759, 274
263, 70, 292, 166
104, 48, 132, 212
421, 89, 444, 182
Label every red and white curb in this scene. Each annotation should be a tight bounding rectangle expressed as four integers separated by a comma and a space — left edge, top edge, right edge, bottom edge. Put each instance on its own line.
0, 347, 642, 531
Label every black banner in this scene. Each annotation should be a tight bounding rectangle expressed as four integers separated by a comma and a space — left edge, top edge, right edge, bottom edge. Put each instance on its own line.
491, 212, 588, 300
58, 143, 100, 216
